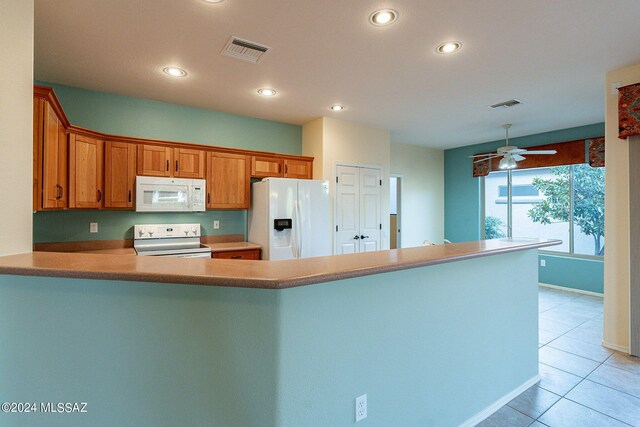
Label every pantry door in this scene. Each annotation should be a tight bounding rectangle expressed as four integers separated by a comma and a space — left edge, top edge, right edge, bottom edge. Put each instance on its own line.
334, 164, 382, 254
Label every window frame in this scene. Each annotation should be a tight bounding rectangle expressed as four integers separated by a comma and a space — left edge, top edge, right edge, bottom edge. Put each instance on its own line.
482, 164, 604, 260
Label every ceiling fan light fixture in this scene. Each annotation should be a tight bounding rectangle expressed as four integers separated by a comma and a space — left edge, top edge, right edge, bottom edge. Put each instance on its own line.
499, 155, 516, 170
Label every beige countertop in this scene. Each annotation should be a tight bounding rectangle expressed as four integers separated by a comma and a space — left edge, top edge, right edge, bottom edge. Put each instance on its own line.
0, 238, 560, 289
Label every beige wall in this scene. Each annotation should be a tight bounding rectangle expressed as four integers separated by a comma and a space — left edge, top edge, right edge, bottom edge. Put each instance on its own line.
0, 0, 33, 256
303, 117, 391, 250
390, 142, 444, 248
603, 63, 640, 352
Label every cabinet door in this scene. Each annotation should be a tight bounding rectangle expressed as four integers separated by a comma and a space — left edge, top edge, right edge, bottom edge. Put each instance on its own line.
212, 249, 261, 260
175, 148, 205, 179
69, 133, 104, 209
251, 155, 283, 178
137, 144, 172, 177
41, 100, 67, 209
284, 159, 312, 179
207, 152, 250, 209
105, 141, 136, 208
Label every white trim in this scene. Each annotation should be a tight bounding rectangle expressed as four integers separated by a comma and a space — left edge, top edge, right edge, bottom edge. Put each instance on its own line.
602, 340, 629, 354
459, 375, 541, 427
538, 282, 603, 298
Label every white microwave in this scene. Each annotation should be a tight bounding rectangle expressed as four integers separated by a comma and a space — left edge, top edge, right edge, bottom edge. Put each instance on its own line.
136, 176, 206, 212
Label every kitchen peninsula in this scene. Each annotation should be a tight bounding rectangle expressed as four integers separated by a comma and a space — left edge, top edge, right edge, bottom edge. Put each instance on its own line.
0, 238, 558, 426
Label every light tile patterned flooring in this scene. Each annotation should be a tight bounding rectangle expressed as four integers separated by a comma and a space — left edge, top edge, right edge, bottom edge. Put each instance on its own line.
477, 286, 640, 427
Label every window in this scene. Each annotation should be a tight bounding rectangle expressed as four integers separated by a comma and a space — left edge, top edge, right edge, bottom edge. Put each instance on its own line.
483, 165, 605, 256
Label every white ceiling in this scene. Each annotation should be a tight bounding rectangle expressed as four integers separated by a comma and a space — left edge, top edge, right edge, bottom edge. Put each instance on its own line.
34, 0, 640, 149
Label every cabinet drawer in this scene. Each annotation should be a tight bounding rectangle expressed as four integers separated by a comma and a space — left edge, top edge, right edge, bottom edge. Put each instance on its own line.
212, 249, 261, 260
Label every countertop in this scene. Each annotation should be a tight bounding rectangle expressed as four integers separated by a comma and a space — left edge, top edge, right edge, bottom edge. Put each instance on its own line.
0, 238, 560, 289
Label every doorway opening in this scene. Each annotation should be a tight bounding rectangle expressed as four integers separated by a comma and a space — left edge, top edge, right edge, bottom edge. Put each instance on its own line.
390, 175, 401, 249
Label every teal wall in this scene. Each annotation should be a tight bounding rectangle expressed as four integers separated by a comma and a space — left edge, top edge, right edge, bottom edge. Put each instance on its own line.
444, 123, 605, 293
34, 82, 302, 243
0, 249, 539, 426
539, 254, 604, 294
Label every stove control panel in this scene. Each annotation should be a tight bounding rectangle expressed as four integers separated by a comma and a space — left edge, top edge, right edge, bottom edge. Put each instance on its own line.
134, 224, 201, 240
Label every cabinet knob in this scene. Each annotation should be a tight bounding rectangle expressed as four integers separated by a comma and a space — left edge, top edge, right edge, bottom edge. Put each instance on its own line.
175, 160, 179, 172
166, 160, 169, 172
128, 190, 132, 203
97, 189, 102, 202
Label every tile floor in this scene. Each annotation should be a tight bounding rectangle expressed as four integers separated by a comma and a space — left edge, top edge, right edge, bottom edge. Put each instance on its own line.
477, 286, 640, 427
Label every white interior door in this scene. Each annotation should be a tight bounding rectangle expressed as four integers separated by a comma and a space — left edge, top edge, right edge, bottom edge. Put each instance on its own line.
335, 165, 360, 254
359, 168, 382, 252
335, 164, 382, 254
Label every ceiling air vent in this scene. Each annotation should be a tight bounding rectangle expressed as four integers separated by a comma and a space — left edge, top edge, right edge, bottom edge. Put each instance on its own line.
490, 99, 525, 109
221, 36, 271, 63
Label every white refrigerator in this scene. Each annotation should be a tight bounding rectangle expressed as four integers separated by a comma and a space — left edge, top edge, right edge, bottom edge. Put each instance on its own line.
248, 178, 331, 260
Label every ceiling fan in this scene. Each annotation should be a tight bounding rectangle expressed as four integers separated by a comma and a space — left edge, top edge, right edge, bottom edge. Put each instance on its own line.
470, 124, 557, 169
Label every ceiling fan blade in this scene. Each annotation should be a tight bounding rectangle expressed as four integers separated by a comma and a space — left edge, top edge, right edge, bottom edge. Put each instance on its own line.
473, 154, 501, 163
521, 150, 557, 155
512, 154, 526, 161
469, 153, 498, 158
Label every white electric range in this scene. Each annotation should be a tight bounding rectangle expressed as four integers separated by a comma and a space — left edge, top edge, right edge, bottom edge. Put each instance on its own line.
133, 223, 212, 258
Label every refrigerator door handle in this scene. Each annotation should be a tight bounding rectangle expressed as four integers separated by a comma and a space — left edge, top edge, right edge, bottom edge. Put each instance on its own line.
298, 199, 303, 258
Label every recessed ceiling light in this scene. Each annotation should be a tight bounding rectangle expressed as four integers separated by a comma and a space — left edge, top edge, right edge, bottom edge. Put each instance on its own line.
435, 41, 462, 54
162, 67, 188, 77
257, 88, 276, 97
330, 105, 345, 111
369, 9, 398, 26
202, 0, 224, 3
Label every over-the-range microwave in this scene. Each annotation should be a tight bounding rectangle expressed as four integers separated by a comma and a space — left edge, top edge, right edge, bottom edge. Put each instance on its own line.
136, 176, 206, 212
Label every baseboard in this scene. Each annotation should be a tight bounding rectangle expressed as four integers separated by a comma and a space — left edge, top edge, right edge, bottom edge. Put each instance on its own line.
459, 375, 541, 427
602, 340, 629, 354
539, 282, 603, 297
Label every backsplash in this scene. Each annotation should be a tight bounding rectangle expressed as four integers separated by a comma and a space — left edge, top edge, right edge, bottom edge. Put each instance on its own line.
33, 210, 246, 243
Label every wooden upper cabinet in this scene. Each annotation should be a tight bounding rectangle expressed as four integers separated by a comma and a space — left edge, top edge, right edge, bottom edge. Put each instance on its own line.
69, 133, 104, 209
137, 145, 205, 178
137, 144, 172, 177
284, 159, 313, 179
251, 155, 283, 178
175, 148, 206, 179
105, 141, 136, 209
207, 152, 250, 209
36, 98, 68, 210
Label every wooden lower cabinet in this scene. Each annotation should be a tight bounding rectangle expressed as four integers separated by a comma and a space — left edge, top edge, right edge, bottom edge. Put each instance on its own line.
212, 249, 261, 260
207, 152, 250, 209
105, 141, 136, 208
284, 159, 313, 179
69, 133, 104, 209
251, 155, 283, 178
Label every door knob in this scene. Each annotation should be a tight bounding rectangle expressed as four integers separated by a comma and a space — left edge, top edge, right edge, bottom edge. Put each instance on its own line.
353, 235, 360, 240
360, 235, 369, 239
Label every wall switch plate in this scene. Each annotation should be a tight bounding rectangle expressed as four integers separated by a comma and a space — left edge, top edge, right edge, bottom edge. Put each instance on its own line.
540, 259, 546, 267
355, 394, 367, 422
213, 220, 220, 230
90, 222, 98, 233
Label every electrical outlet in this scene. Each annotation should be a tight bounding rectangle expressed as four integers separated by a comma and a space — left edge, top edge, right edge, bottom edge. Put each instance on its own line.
540, 259, 546, 267
213, 220, 220, 230
355, 394, 367, 422
90, 222, 98, 233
